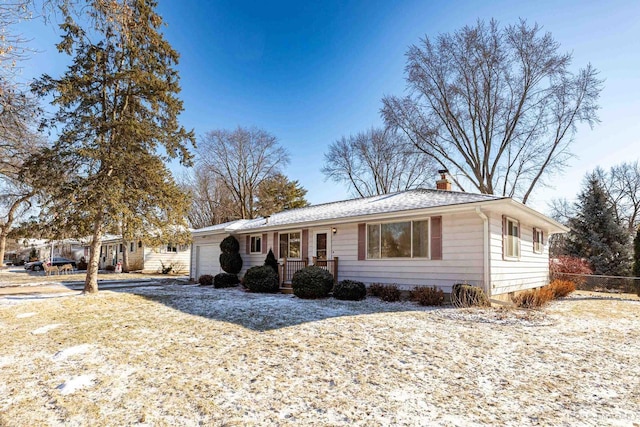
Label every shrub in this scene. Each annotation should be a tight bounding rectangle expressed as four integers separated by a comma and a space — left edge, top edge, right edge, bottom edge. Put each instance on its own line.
333, 280, 367, 301
104, 265, 116, 272
264, 249, 279, 281
244, 265, 279, 293
368, 283, 385, 297
220, 236, 240, 254
410, 286, 445, 306
548, 279, 576, 298
379, 285, 401, 302
291, 266, 334, 299
450, 284, 490, 308
219, 236, 243, 275
219, 252, 243, 275
549, 256, 593, 286
512, 287, 554, 308
214, 273, 240, 288
198, 274, 213, 286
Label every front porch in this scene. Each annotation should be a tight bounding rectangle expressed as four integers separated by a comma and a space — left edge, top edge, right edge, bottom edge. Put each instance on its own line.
279, 257, 339, 294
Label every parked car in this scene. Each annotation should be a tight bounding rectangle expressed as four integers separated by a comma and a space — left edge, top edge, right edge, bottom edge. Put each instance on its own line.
25, 257, 77, 272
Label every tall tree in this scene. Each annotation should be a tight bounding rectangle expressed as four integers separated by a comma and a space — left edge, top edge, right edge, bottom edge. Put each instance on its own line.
633, 228, 640, 278
382, 19, 602, 203
565, 174, 632, 276
180, 168, 236, 229
255, 173, 308, 217
322, 127, 437, 197
30, 0, 194, 293
594, 162, 640, 231
0, 2, 45, 265
197, 126, 289, 219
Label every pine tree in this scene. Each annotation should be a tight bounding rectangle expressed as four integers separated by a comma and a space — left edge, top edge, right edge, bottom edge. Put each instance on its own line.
30, 0, 194, 293
566, 174, 632, 276
255, 173, 309, 217
633, 228, 640, 278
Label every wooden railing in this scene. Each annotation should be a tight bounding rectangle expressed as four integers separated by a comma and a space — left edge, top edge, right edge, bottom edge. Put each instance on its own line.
279, 257, 340, 287
312, 257, 339, 284
279, 258, 308, 285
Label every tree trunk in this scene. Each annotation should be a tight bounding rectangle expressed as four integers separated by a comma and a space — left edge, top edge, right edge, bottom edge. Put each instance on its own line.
84, 217, 103, 294
122, 243, 129, 273
0, 229, 7, 267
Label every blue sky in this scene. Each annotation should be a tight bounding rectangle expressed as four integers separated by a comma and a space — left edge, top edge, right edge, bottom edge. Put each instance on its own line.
20, 0, 640, 213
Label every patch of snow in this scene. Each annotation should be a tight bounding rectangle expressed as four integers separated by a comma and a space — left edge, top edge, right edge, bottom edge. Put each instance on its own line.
16, 312, 36, 318
56, 375, 95, 395
0, 355, 13, 368
52, 344, 93, 361
31, 323, 62, 335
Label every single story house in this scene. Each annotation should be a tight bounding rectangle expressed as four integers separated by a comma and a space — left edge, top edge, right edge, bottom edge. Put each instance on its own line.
92, 234, 190, 273
190, 179, 568, 299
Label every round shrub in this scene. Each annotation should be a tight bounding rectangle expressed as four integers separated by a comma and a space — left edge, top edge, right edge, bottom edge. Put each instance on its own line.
214, 273, 239, 288
333, 279, 367, 301
220, 235, 240, 253
219, 252, 243, 275
410, 286, 444, 306
244, 265, 279, 293
291, 266, 334, 299
198, 274, 213, 286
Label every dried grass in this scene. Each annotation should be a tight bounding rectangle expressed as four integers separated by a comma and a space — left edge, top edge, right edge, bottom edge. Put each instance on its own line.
1, 286, 639, 426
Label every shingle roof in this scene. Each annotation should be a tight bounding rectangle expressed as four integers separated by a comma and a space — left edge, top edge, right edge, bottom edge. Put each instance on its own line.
193, 189, 504, 234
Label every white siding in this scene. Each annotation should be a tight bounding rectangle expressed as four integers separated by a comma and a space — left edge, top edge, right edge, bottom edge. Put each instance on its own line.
330, 212, 485, 292
142, 246, 191, 274
488, 211, 550, 295
191, 234, 226, 279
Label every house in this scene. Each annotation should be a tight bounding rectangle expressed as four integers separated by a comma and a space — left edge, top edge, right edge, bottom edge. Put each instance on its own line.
93, 235, 191, 273
16, 238, 87, 263
190, 176, 568, 299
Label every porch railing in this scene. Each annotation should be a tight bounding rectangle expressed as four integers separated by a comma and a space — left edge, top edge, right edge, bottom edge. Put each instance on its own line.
279, 257, 339, 286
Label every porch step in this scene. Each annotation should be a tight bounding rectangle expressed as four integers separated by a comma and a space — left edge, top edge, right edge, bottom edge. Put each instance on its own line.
280, 286, 294, 294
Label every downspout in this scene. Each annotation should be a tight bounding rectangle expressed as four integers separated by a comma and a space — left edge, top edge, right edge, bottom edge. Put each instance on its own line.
475, 207, 491, 298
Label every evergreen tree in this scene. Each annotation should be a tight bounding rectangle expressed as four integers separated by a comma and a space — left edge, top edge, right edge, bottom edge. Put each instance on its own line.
30, 0, 194, 293
633, 228, 640, 278
255, 173, 309, 217
566, 174, 632, 276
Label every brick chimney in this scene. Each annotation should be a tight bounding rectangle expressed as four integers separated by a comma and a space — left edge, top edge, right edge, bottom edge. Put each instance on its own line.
436, 169, 451, 191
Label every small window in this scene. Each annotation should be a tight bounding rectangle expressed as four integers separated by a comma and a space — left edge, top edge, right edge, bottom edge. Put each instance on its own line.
119, 244, 123, 253
250, 236, 262, 253
167, 243, 177, 253
138, 240, 142, 248
279, 232, 301, 258
130, 242, 135, 253
533, 228, 544, 254
504, 217, 520, 259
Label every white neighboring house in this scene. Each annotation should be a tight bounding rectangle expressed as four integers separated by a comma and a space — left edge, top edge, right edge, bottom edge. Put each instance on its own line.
190, 179, 568, 299
17, 238, 87, 263
92, 234, 190, 273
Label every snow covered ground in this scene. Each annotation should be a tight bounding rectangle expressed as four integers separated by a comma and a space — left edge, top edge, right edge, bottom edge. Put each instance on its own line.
0, 284, 638, 426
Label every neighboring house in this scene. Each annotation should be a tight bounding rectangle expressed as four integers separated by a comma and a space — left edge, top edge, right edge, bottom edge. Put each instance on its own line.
190, 177, 568, 299
16, 238, 86, 263
92, 235, 190, 273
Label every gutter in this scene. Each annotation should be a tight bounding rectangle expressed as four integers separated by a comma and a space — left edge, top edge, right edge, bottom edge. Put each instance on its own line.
475, 207, 491, 298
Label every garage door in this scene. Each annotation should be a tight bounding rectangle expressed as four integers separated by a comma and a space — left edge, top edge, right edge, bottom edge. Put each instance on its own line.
195, 244, 221, 279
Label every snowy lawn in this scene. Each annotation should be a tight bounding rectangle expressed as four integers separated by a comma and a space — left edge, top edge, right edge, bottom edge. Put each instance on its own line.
0, 285, 638, 426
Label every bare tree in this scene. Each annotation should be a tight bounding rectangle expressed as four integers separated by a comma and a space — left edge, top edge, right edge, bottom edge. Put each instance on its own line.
382, 19, 602, 203
322, 127, 437, 197
594, 162, 640, 231
197, 127, 289, 219
180, 168, 237, 228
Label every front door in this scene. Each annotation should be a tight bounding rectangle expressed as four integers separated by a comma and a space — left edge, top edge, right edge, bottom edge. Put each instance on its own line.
314, 230, 332, 262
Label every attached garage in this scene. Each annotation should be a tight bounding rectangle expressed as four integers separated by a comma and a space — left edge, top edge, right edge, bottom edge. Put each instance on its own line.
193, 244, 221, 279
